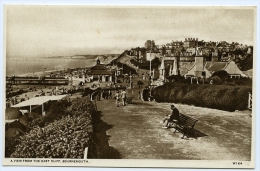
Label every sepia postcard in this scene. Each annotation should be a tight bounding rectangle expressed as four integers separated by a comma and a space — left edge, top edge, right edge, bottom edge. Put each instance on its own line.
2, 5, 257, 169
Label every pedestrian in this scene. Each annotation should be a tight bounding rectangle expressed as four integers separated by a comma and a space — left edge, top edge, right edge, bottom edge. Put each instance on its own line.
121, 89, 127, 106
115, 91, 120, 107
108, 90, 112, 99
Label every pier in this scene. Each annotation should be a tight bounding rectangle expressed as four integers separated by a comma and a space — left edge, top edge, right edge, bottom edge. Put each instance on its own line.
6, 76, 69, 85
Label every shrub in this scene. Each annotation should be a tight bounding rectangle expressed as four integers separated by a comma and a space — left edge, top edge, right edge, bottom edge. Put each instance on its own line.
29, 99, 71, 128
10, 114, 94, 158
211, 70, 229, 81
211, 76, 222, 85
27, 112, 41, 122
152, 83, 252, 111
8, 96, 98, 158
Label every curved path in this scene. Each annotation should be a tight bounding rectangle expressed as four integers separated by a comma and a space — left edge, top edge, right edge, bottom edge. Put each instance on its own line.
95, 88, 252, 160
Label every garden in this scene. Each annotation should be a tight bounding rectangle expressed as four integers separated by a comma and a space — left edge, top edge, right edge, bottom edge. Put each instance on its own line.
5, 96, 100, 158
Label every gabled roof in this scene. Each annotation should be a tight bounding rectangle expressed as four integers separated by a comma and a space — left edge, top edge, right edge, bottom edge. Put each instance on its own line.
205, 62, 227, 72
182, 62, 196, 76
179, 62, 195, 76
90, 64, 106, 70
224, 61, 246, 76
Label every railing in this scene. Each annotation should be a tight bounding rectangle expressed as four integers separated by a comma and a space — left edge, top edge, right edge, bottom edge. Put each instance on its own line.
84, 147, 88, 159
248, 92, 252, 110
90, 90, 100, 101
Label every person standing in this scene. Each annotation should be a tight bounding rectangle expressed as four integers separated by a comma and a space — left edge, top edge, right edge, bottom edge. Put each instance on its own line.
115, 91, 120, 107
121, 89, 127, 106
108, 90, 112, 99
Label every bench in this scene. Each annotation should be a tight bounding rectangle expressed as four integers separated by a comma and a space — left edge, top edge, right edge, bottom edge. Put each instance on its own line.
170, 113, 198, 139
126, 97, 133, 104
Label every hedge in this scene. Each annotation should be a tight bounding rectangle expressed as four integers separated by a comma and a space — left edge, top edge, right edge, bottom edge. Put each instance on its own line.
152, 83, 252, 112
6, 97, 98, 158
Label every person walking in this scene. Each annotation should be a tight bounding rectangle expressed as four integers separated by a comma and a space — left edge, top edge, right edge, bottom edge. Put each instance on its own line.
115, 91, 120, 107
121, 89, 127, 106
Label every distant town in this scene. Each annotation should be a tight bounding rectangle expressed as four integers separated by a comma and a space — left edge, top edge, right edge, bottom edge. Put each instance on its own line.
127, 38, 253, 83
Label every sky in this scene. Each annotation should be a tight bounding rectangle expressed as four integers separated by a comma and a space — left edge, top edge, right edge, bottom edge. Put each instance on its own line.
5, 6, 255, 58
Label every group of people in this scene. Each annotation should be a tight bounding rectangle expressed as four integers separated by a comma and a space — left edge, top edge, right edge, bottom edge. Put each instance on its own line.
102, 90, 113, 99
10, 115, 92, 158
93, 89, 113, 101
114, 89, 127, 107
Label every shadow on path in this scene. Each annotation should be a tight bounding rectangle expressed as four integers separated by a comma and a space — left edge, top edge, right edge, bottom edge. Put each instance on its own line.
170, 126, 208, 139
193, 128, 208, 138
92, 110, 122, 159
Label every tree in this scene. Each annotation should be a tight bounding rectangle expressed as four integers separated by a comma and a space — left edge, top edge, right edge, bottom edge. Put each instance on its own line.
211, 70, 229, 81
211, 76, 222, 85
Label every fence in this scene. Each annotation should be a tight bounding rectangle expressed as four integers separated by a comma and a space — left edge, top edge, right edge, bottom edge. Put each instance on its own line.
248, 92, 252, 110
84, 147, 88, 159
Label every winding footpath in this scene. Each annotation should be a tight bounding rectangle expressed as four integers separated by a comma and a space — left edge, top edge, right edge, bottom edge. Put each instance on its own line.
95, 89, 252, 160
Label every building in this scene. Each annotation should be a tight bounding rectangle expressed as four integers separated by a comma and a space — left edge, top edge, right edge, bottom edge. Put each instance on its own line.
183, 38, 198, 48
172, 40, 183, 48
87, 58, 113, 82
145, 40, 156, 50
182, 48, 210, 78
158, 49, 246, 81
146, 50, 160, 61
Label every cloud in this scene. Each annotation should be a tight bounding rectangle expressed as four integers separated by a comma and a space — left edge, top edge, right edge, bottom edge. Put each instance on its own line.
5, 6, 255, 58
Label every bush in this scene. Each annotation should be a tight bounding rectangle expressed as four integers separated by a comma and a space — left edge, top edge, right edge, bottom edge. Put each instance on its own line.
10, 115, 94, 158
8, 96, 98, 158
211, 70, 229, 81
211, 76, 222, 85
29, 99, 71, 128
152, 83, 252, 111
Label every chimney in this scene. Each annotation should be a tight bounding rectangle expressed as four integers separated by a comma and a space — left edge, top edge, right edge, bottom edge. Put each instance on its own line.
194, 52, 204, 77
211, 52, 218, 63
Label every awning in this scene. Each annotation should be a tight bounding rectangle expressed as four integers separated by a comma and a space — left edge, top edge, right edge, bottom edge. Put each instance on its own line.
12, 95, 67, 108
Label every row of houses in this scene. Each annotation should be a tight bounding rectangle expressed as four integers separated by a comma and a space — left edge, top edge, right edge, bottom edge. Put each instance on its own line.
129, 39, 252, 82
129, 39, 252, 63
156, 48, 246, 83
82, 38, 252, 85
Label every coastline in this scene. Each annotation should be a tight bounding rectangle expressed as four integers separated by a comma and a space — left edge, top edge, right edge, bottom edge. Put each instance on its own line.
13, 69, 68, 77
7, 56, 118, 78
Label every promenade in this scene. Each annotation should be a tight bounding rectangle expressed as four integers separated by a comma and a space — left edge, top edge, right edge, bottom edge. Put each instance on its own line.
94, 88, 252, 160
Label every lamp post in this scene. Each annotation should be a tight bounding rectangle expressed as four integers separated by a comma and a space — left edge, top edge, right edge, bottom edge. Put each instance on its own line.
150, 50, 152, 78
129, 71, 132, 89
149, 50, 152, 100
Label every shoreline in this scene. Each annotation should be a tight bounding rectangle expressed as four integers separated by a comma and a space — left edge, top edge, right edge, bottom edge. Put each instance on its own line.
7, 58, 116, 78
14, 69, 69, 77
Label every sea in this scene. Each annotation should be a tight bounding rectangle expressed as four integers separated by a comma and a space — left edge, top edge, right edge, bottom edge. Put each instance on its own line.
6, 57, 97, 76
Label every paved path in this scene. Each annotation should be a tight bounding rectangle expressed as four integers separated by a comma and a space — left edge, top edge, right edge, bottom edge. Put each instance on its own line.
95, 90, 252, 160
